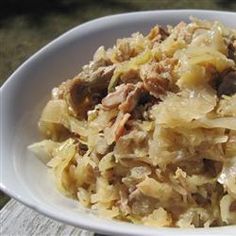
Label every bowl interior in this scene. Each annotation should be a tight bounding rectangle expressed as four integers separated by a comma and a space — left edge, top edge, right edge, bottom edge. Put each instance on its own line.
1, 10, 236, 235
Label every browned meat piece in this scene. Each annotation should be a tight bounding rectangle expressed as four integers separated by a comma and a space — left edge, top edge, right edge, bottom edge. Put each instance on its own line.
115, 113, 131, 142
119, 82, 145, 113
102, 82, 145, 113
99, 65, 116, 81
140, 63, 169, 98
102, 83, 135, 109
104, 62, 173, 112
143, 76, 169, 99
104, 112, 131, 144
228, 41, 236, 61
217, 69, 236, 96
66, 79, 92, 118
230, 200, 236, 212
56, 65, 116, 119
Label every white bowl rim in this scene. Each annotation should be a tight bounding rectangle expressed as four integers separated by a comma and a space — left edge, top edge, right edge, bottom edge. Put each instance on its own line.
1, 9, 236, 236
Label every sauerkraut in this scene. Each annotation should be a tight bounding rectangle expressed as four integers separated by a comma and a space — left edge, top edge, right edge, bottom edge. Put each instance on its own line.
29, 18, 236, 228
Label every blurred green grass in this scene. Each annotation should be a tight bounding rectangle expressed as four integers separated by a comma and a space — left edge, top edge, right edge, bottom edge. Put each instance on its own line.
0, 0, 235, 208
1, 0, 236, 84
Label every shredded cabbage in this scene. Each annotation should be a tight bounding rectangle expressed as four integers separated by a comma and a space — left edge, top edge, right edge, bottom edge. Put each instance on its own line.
29, 18, 236, 228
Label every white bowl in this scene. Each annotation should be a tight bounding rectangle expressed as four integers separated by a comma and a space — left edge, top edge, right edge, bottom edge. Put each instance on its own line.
1, 10, 236, 236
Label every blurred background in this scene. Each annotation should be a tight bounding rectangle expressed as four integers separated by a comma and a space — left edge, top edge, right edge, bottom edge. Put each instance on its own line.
0, 0, 236, 208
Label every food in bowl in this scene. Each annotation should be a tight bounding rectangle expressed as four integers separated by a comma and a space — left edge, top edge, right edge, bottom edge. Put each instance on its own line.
29, 17, 236, 228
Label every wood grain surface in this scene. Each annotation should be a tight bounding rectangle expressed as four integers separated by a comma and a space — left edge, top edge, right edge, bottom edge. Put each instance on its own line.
0, 200, 97, 236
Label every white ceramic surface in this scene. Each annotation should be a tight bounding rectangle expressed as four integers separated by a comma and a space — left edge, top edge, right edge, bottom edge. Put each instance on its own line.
1, 10, 236, 236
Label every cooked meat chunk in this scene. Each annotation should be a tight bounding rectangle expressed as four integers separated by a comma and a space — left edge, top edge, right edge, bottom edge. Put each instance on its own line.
140, 63, 169, 98
228, 40, 236, 61
143, 76, 168, 99
102, 82, 145, 113
56, 65, 115, 118
119, 82, 145, 113
115, 113, 131, 142
218, 70, 236, 96
104, 112, 131, 144
102, 83, 135, 109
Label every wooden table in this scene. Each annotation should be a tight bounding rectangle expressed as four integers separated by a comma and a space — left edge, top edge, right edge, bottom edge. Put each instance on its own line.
1, 200, 104, 236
